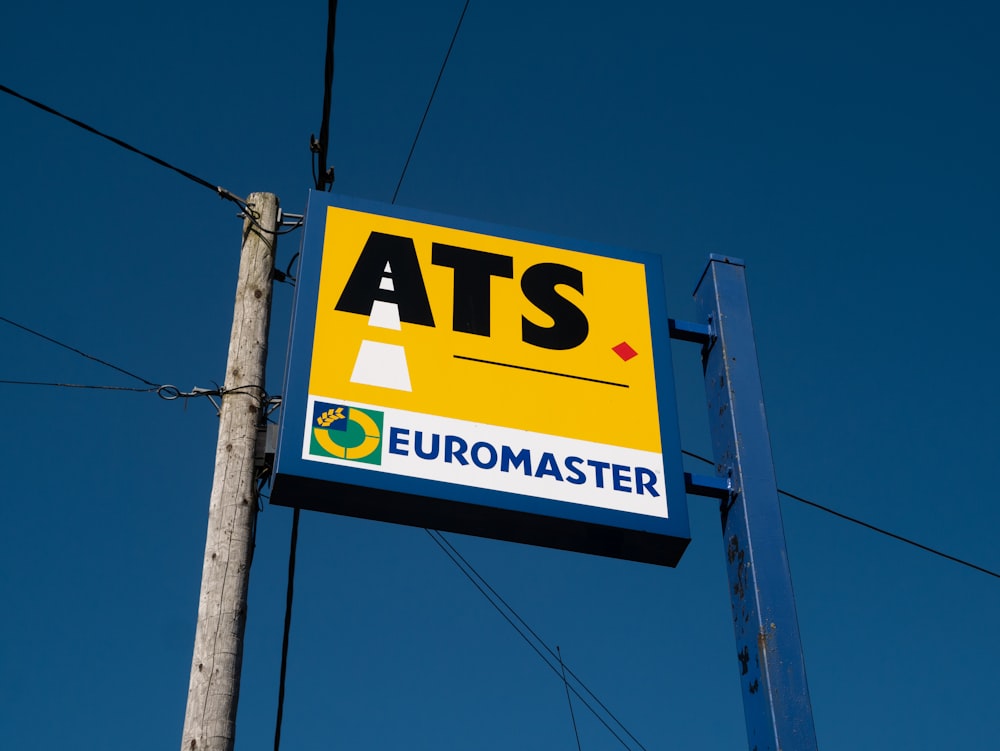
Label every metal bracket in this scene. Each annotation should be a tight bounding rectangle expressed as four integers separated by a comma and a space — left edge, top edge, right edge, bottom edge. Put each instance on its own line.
668, 317, 714, 345
191, 386, 221, 416
685, 471, 733, 500
265, 395, 282, 421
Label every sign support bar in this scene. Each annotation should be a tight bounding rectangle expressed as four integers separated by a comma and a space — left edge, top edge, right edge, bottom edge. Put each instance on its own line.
691, 255, 819, 751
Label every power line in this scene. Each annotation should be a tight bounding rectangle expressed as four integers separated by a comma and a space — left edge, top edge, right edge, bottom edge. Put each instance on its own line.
311, 0, 338, 191
426, 529, 646, 751
0, 379, 272, 412
0, 316, 274, 412
273, 507, 301, 751
428, 530, 650, 749
268, 516, 647, 751
558, 646, 584, 751
0, 82, 244, 205
0, 82, 303, 246
1, 314, 157, 386
681, 449, 1000, 580
270, 6, 337, 727
0, 380, 157, 392
391, 0, 471, 204
780, 485, 1000, 580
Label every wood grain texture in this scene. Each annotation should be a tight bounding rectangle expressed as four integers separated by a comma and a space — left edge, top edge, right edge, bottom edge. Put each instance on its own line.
180, 192, 278, 751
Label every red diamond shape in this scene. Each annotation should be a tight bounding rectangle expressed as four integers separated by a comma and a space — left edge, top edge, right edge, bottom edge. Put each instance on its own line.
612, 341, 638, 361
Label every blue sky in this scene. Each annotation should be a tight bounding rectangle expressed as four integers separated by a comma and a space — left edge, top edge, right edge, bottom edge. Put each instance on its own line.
2, 1, 998, 749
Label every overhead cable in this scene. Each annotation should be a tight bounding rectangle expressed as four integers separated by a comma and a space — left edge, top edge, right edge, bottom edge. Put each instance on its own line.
681, 449, 1000, 580
558, 646, 584, 751
0, 316, 271, 409
0, 82, 245, 205
273, 507, 301, 751
1, 314, 157, 387
426, 529, 646, 751
311, 0, 338, 191
0, 379, 157, 392
392, 0, 471, 204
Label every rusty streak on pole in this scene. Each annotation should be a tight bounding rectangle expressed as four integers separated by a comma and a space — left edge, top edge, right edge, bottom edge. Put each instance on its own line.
181, 192, 279, 751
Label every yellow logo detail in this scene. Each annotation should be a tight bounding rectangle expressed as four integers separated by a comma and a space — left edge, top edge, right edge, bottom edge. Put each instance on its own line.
316, 407, 345, 426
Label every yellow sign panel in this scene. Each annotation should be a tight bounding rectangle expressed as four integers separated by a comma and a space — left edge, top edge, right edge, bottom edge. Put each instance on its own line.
308, 206, 661, 453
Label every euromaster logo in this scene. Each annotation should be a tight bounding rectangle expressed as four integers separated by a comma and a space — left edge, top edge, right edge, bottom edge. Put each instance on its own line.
308, 401, 384, 465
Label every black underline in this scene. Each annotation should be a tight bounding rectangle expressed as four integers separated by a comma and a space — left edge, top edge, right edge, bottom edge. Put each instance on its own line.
453, 355, 629, 388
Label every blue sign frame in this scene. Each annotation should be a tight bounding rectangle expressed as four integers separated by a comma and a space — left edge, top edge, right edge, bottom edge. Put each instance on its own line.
271, 192, 690, 566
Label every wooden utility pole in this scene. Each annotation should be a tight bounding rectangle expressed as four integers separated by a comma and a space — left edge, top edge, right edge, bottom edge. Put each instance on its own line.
181, 192, 279, 751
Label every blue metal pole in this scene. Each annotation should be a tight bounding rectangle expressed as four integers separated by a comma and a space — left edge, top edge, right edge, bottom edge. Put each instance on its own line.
692, 255, 818, 751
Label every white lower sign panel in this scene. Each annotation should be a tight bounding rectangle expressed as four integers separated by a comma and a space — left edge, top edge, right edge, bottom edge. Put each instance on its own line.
303, 395, 669, 519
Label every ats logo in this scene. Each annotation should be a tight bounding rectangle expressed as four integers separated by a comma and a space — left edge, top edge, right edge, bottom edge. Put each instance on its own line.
309, 401, 384, 465
304, 204, 665, 457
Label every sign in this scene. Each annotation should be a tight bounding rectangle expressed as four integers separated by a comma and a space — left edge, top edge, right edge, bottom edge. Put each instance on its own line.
271, 193, 690, 566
